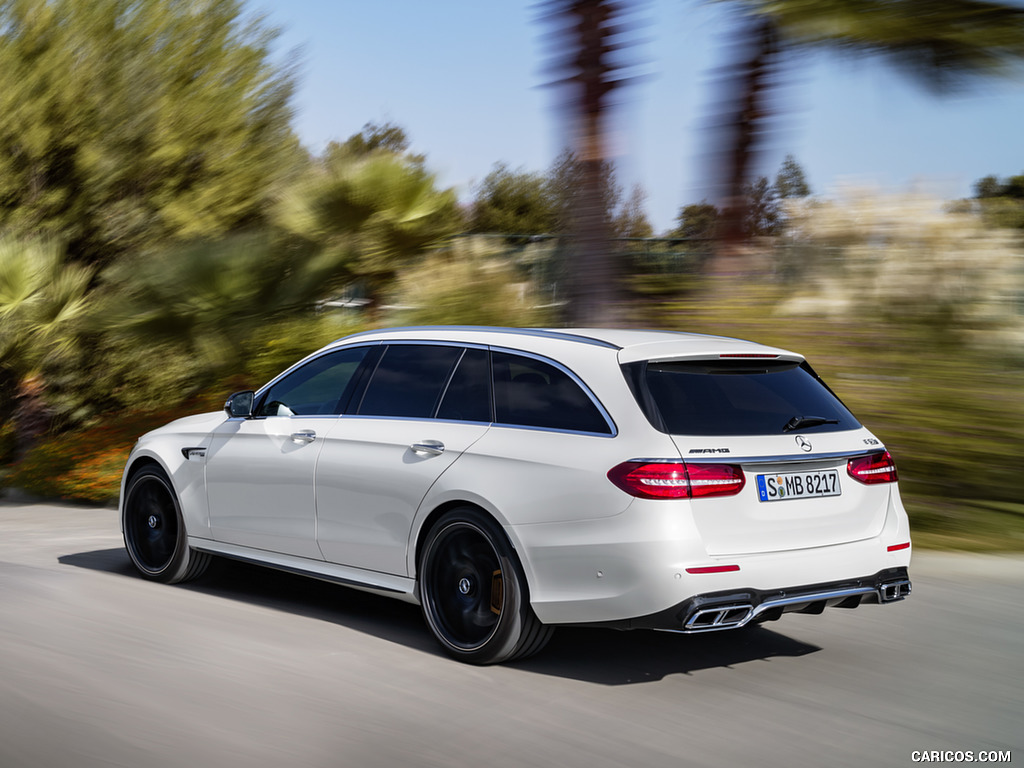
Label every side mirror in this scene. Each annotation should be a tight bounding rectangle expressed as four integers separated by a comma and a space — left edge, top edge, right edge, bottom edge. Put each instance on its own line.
224, 390, 255, 418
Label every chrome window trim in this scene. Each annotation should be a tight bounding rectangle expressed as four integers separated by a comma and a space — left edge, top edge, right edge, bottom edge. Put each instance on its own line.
488, 345, 618, 437
488, 421, 617, 439
334, 413, 492, 428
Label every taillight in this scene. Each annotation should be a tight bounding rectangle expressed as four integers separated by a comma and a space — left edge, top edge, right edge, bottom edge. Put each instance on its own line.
608, 461, 745, 499
847, 451, 898, 485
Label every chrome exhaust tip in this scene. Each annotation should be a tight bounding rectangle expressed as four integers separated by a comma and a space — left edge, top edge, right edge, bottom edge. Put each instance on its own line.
684, 604, 754, 631
879, 580, 912, 603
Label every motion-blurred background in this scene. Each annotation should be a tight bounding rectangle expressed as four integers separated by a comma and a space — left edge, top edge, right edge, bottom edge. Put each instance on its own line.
0, 0, 1021, 550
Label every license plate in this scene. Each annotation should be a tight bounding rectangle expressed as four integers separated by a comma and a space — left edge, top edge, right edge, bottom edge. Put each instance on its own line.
756, 470, 841, 502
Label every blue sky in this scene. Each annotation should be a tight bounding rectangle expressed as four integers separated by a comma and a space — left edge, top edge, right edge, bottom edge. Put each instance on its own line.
258, 0, 1024, 232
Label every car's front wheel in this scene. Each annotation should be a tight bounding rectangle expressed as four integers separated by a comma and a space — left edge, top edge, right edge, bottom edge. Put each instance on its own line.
419, 508, 552, 664
123, 465, 210, 584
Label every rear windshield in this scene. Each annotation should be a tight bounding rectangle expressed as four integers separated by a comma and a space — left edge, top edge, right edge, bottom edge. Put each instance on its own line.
624, 360, 860, 436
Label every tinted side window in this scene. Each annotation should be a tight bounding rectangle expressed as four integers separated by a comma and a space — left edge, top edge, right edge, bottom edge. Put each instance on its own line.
358, 344, 462, 418
492, 351, 611, 434
258, 347, 370, 417
436, 348, 491, 423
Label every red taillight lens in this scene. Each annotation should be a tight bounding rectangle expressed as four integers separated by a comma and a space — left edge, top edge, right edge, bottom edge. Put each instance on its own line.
847, 451, 898, 485
686, 463, 746, 498
607, 461, 745, 500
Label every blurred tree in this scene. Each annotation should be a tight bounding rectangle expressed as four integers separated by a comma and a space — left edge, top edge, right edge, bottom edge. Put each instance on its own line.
613, 183, 654, 238
970, 171, 1024, 228
711, 0, 1024, 245
0, 239, 93, 455
275, 150, 460, 307
542, 0, 640, 326
973, 174, 1004, 198
670, 201, 720, 240
744, 176, 781, 236
1005, 173, 1024, 199
330, 121, 411, 157
0, 0, 301, 264
774, 154, 810, 198
468, 163, 558, 236
546, 148, 624, 235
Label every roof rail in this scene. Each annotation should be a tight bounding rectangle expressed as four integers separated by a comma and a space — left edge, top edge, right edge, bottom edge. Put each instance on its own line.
334, 326, 622, 350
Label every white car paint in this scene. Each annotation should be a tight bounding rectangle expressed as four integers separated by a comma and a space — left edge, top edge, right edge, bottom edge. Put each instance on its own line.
120, 326, 912, 642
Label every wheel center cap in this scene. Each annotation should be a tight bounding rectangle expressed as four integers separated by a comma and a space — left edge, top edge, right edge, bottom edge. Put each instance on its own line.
147, 515, 160, 529
458, 577, 472, 595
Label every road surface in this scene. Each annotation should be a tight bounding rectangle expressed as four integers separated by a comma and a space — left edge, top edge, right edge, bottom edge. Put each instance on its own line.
0, 501, 1020, 768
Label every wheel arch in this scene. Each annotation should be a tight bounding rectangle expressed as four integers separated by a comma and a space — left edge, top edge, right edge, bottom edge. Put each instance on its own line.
120, 453, 173, 515
411, 500, 537, 603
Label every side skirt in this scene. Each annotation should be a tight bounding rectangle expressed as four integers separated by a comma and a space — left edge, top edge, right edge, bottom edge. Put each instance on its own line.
188, 537, 420, 604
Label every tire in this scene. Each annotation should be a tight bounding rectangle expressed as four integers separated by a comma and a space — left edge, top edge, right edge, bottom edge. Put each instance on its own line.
419, 508, 553, 665
122, 465, 210, 584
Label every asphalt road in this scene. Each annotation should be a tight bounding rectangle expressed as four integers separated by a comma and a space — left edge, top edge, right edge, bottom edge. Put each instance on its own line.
0, 500, 1020, 768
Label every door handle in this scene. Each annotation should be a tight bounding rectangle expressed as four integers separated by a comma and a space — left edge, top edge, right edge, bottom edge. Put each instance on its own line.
410, 440, 445, 456
290, 430, 317, 444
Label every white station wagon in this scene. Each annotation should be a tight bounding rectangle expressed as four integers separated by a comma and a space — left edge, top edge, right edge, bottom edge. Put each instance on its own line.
121, 326, 912, 664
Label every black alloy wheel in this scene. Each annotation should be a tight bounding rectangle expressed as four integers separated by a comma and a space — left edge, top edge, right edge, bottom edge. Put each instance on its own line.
123, 465, 210, 584
419, 508, 552, 664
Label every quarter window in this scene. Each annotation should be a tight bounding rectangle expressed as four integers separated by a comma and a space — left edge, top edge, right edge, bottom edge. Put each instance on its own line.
357, 344, 462, 418
258, 347, 370, 417
492, 351, 611, 434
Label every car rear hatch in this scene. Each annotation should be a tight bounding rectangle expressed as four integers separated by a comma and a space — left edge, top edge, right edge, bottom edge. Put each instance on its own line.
620, 351, 895, 556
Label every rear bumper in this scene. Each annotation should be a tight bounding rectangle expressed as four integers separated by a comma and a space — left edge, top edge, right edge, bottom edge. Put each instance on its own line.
574, 566, 911, 632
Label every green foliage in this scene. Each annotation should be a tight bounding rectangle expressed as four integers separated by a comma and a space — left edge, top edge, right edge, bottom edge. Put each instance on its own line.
613, 184, 654, 239
969, 171, 1024, 228
98, 235, 301, 384
0, 238, 93, 377
390, 238, 553, 327
468, 163, 558, 237
239, 313, 367, 390
0, 0, 301, 263
4, 404, 213, 503
670, 201, 720, 240
973, 170, 1024, 199
743, 176, 781, 235
325, 121, 414, 161
468, 152, 643, 242
737, 0, 1024, 92
275, 150, 461, 303
547, 148, 622, 234
774, 154, 811, 198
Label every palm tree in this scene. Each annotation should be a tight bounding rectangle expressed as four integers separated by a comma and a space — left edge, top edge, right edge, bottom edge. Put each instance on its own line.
542, 0, 637, 326
712, 0, 1024, 246
0, 239, 93, 457
274, 150, 460, 309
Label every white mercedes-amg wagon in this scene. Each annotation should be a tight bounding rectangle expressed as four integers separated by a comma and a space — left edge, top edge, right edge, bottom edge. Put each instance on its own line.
120, 326, 912, 664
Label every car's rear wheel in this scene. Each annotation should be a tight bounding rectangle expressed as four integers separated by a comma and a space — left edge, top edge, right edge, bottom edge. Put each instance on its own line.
123, 465, 210, 584
419, 507, 552, 665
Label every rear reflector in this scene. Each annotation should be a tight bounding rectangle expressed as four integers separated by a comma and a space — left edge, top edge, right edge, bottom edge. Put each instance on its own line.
847, 451, 898, 485
686, 565, 741, 574
607, 461, 745, 500
887, 542, 911, 552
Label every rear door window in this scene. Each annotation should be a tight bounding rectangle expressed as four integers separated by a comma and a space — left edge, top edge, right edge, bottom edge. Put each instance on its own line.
492, 351, 612, 434
635, 360, 860, 436
357, 344, 462, 418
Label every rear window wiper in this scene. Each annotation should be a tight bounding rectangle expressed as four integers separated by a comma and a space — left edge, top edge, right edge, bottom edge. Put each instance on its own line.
784, 415, 840, 432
